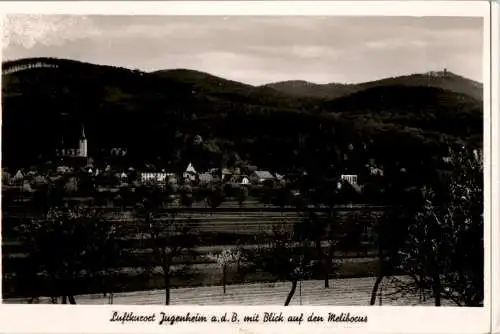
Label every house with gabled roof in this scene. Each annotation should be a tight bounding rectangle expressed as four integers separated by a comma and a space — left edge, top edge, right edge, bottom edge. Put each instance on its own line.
251, 170, 274, 184
183, 162, 198, 183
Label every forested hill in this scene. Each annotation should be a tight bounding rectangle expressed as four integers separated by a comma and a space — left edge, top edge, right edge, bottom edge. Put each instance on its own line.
151, 69, 320, 111
322, 85, 483, 139
262, 71, 483, 101
2, 58, 483, 181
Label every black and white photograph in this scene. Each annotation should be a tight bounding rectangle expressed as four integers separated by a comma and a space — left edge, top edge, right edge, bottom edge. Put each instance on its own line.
0, 6, 489, 315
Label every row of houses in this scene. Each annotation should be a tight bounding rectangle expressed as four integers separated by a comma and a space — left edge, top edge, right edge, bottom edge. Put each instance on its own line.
3, 160, 361, 195
139, 162, 361, 189
140, 162, 277, 186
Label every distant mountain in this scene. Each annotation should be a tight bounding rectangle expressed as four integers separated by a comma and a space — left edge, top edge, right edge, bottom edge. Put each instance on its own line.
2, 58, 318, 169
151, 69, 319, 111
261, 80, 356, 100
322, 85, 483, 139
2, 58, 482, 180
262, 70, 483, 101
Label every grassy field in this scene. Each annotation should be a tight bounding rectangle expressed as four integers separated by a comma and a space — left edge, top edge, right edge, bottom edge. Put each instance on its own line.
2, 202, 385, 298
2, 255, 380, 298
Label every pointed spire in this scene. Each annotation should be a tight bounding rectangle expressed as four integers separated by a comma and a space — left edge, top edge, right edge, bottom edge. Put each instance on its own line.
81, 124, 86, 140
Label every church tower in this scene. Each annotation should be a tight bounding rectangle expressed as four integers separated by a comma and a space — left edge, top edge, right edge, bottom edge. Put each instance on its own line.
78, 125, 88, 158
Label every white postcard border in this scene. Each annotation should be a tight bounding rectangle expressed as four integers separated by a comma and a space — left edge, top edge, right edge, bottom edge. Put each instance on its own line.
490, 2, 499, 334
0, 2, 495, 334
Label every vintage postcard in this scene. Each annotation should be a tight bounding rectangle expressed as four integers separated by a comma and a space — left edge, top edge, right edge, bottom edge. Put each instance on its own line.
0, 1, 496, 334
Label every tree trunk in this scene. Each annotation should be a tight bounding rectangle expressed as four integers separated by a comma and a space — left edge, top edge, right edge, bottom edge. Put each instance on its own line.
370, 225, 390, 306
314, 239, 326, 288
68, 295, 77, 304
62, 295, 67, 304
108, 293, 114, 304
324, 267, 330, 288
325, 244, 334, 288
284, 280, 298, 306
370, 275, 385, 305
222, 265, 227, 294
432, 274, 442, 306
164, 272, 171, 305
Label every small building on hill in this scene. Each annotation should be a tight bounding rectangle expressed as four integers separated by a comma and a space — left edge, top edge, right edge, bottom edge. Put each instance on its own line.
109, 148, 128, 157
369, 166, 384, 177
442, 156, 453, 164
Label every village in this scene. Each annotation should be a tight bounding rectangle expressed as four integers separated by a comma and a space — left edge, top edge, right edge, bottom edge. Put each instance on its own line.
2, 157, 365, 208
2, 125, 368, 209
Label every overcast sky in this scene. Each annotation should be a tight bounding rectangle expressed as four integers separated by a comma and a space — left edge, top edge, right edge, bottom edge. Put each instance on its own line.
2, 15, 483, 85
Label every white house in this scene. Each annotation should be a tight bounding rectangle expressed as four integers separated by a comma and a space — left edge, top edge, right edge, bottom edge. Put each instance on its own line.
369, 167, 384, 176
186, 162, 196, 174
341, 174, 358, 185
13, 170, 24, 182
231, 175, 250, 185
183, 162, 198, 182
141, 172, 167, 184
442, 156, 453, 164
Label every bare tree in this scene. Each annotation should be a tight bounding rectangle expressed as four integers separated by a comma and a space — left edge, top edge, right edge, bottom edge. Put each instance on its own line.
371, 146, 483, 306
237, 186, 249, 208
321, 207, 344, 288
17, 207, 118, 304
295, 181, 342, 289
207, 248, 242, 294
135, 186, 197, 305
206, 185, 224, 211
369, 172, 426, 305
88, 219, 124, 304
244, 226, 314, 306
180, 185, 194, 208
400, 147, 483, 306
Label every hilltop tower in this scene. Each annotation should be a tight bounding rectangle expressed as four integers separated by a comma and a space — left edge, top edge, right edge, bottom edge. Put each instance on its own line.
78, 125, 88, 158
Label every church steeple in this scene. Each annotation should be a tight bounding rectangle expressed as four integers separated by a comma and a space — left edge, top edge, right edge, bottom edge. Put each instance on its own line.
81, 125, 86, 140
78, 124, 88, 158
